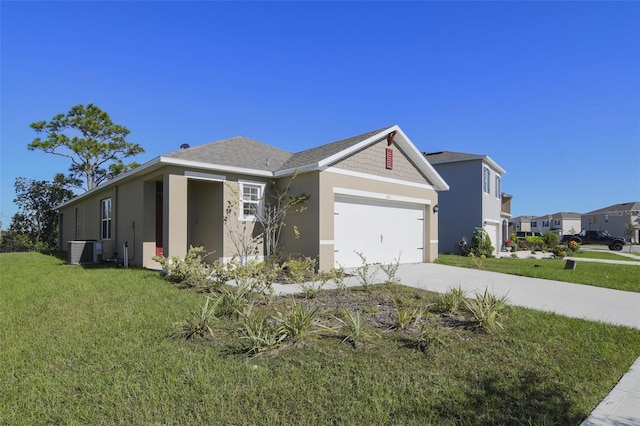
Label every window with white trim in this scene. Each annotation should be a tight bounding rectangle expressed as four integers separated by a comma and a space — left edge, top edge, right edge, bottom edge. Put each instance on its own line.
483, 167, 490, 194
101, 198, 112, 240
239, 181, 265, 221
495, 175, 501, 199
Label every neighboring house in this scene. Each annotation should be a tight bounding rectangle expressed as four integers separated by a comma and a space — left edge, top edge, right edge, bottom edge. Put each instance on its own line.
57, 125, 449, 271
582, 202, 640, 243
530, 212, 581, 236
424, 151, 508, 254
510, 215, 535, 235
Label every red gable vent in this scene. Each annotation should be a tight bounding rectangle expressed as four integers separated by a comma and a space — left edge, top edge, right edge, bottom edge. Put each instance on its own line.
386, 148, 393, 170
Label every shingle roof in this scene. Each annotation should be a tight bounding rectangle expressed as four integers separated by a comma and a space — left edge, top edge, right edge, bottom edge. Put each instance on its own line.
585, 202, 640, 215
279, 125, 394, 170
163, 136, 293, 172
423, 151, 487, 164
161, 126, 396, 173
424, 150, 506, 174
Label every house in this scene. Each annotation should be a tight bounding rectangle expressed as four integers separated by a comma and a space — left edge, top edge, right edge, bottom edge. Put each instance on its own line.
509, 215, 535, 235
582, 202, 640, 243
57, 125, 449, 271
424, 151, 508, 254
530, 212, 581, 236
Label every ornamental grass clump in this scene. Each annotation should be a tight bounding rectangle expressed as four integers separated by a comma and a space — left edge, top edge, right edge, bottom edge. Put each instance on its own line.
239, 308, 287, 355
334, 308, 379, 347
272, 298, 329, 343
464, 288, 510, 332
170, 295, 221, 339
436, 286, 469, 313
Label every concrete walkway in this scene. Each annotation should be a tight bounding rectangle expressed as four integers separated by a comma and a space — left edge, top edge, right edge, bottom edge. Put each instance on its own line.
271, 260, 640, 426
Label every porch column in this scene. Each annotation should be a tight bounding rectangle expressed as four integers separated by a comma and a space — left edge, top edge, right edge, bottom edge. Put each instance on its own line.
164, 173, 188, 259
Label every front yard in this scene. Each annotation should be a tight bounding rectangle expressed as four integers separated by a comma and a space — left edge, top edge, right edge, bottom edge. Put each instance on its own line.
437, 253, 640, 293
2, 252, 639, 425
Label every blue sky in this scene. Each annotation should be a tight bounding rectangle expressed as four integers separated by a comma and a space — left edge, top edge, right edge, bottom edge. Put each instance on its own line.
1, 1, 639, 227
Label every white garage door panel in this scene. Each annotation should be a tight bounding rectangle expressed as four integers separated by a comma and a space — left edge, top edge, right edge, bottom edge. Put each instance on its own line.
484, 224, 498, 254
334, 196, 424, 267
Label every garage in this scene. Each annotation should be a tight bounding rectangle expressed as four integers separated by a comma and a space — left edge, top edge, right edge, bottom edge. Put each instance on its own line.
333, 195, 425, 267
483, 223, 499, 254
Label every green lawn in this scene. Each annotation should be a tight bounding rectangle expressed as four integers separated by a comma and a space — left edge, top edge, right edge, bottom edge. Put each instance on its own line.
2, 252, 640, 425
437, 254, 640, 293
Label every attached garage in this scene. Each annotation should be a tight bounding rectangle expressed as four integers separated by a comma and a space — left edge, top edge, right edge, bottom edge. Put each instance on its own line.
333, 195, 425, 267
483, 222, 499, 254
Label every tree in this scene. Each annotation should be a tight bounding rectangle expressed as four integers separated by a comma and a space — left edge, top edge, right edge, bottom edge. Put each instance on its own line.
3, 174, 75, 251
624, 220, 638, 250
257, 174, 309, 259
28, 104, 144, 191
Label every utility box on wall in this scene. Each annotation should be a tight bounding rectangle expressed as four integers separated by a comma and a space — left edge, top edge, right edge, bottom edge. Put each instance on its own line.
68, 240, 102, 264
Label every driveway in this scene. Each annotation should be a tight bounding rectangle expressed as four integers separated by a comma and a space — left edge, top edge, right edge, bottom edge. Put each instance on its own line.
273, 261, 640, 329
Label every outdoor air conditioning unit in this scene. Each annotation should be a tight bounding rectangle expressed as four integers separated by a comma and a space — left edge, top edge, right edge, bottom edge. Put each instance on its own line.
68, 240, 103, 264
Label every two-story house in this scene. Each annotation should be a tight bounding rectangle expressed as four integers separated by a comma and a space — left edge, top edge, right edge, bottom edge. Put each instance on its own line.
424, 151, 509, 254
530, 212, 581, 236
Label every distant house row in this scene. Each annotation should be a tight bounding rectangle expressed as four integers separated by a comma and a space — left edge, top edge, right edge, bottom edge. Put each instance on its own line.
511, 201, 640, 243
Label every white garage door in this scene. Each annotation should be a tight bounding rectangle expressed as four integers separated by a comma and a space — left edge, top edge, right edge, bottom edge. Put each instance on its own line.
484, 223, 498, 254
334, 195, 425, 268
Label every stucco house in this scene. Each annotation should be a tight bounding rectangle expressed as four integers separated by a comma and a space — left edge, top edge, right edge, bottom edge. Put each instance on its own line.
509, 215, 535, 235
424, 151, 509, 254
530, 212, 581, 236
582, 202, 640, 243
57, 125, 449, 271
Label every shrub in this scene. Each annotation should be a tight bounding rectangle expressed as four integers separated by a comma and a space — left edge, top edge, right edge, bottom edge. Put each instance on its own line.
380, 253, 402, 284
551, 246, 567, 259
470, 228, 494, 257
282, 256, 316, 284
525, 236, 544, 251
543, 232, 559, 249
567, 240, 580, 254
354, 252, 379, 288
153, 246, 212, 288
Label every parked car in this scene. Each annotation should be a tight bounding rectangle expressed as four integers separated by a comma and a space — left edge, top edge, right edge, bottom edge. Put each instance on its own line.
561, 230, 626, 251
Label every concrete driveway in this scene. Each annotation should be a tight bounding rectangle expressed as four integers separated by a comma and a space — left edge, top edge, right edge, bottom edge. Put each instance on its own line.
273, 261, 640, 329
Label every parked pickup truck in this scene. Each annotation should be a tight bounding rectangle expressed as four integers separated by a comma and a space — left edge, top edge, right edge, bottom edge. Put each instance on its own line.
561, 230, 626, 251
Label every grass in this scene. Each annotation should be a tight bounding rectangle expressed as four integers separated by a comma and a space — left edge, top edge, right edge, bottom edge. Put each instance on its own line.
573, 250, 640, 261
437, 254, 640, 293
2, 252, 640, 425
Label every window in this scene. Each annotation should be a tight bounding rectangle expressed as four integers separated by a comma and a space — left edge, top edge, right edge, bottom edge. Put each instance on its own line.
542, 220, 550, 227
101, 198, 112, 240
239, 181, 265, 221
495, 176, 501, 198
554, 220, 561, 226
483, 167, 490, 194
531, 221, 537, 228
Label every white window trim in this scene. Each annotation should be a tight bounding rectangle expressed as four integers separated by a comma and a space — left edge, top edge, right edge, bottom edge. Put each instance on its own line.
238, 180, 266, 222
101, 198, 112, 240
495, 175, 501, 199
483, 167, 491, 194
